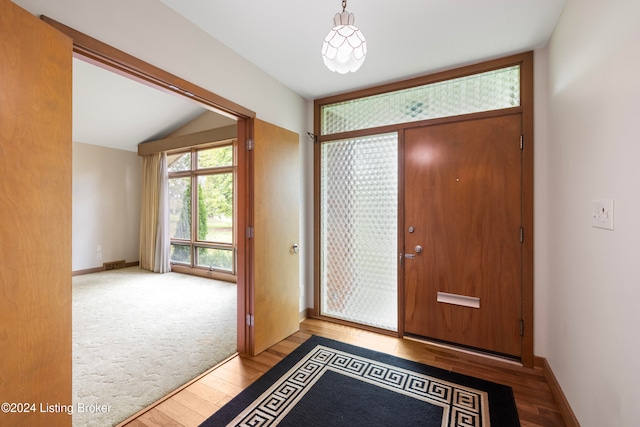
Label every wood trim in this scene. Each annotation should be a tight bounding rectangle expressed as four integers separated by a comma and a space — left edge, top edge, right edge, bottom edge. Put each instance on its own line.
115, 351, 238, 427
309, 314, 400, 338
169, 264, 237, 283
316, 106, 524, 144
40, 16, 255, 120
313, 52, 535, 367
300, 308, 313, 321
315, 52, 532, 107
236, 117, 254, 355
535, 356, 581, 426
138, 125, 237, 156
72, 261, 140, 276
312, 99, 322, 318
520, 51, 535, 368
72, 267, 104, 276
397, 129, 406, 337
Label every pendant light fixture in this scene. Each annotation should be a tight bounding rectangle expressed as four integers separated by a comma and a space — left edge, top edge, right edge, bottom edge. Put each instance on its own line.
321, 0, 367, 74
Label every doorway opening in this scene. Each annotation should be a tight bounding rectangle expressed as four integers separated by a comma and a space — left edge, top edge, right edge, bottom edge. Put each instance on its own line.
44, 15, 258, 424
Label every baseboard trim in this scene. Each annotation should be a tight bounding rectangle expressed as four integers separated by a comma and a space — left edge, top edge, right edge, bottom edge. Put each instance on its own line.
535, 356, 580, 426
72, 266, 103, 276
299, 308, 312, 322
72, 261, 139, 276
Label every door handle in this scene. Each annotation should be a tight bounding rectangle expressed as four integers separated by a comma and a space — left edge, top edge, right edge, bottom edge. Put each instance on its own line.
292, 243, 299, 254
404, 245, 423, 259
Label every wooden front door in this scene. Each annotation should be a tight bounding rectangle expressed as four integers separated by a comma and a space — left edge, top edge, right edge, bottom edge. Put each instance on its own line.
0, 1, 73, 426
403, 114, 523, 357
251, 119, 300, 355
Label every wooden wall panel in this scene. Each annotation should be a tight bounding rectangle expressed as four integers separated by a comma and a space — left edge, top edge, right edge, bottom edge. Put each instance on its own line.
0, 1, 73, 425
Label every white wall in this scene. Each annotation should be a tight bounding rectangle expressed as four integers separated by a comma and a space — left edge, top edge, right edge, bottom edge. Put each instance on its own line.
533, 47, 551, 357
543, 0, 640, 425
72, 142, 141, 271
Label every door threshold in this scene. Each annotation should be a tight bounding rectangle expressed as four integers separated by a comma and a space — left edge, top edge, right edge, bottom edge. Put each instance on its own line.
403, 335, 523, 367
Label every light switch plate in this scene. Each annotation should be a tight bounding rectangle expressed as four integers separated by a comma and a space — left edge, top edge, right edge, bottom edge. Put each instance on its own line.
592, 199, 614, 230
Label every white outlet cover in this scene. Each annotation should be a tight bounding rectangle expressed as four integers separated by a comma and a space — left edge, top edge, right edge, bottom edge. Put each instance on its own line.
592, 199, 614, 230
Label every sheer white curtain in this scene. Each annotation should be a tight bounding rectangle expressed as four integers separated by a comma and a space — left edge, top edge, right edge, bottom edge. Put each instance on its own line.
139, 152, 170, 273
154, 152, 170, 272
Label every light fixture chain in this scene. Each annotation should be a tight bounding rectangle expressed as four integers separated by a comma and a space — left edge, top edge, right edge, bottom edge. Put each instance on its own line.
342, 1, 347, 12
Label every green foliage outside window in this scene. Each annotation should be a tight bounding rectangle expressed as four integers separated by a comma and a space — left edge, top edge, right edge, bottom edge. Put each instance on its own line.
169, 144, 234, 270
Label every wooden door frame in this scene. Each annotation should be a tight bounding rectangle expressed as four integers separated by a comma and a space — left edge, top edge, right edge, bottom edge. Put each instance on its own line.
40, 16, 257, 355
313, 52, 534, 367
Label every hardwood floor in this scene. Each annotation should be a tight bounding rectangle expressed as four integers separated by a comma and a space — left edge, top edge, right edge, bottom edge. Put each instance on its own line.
120, 318, 566, 427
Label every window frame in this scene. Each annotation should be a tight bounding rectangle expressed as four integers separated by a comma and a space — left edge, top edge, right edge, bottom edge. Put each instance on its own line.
168, 141, 237, 281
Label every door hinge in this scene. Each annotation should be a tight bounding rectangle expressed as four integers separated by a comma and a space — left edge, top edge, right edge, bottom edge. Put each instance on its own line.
519, 227, 524, 243
520, 319, 524, 336
246, 314, 254, 327
246, 226, 254, 239
399, 253, 403, 266
519, 134, 524, 150
246, 138, 254, 151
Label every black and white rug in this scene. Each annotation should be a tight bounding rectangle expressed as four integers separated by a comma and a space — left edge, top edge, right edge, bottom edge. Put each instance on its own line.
200, 336, 520, 427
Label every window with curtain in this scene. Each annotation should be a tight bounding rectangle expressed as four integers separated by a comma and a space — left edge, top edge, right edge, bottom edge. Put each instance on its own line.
167, 144, 236, 276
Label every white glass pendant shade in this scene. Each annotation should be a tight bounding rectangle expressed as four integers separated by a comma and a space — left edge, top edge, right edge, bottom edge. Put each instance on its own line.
322, 10, 367, 74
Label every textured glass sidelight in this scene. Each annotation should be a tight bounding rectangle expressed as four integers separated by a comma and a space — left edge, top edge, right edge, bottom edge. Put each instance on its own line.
320, 133, 398, 331
321, 65, 520, 135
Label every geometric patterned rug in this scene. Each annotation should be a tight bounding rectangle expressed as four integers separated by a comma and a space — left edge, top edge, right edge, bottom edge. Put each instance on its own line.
200, 336, 520, 427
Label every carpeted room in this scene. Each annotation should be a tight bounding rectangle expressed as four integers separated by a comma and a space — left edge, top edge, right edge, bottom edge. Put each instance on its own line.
72, 267, 236, 427
70, 78, 240, 426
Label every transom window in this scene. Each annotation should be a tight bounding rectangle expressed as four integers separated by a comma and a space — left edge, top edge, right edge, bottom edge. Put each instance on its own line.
168, 143, 236, 276
321, 65, 520, 135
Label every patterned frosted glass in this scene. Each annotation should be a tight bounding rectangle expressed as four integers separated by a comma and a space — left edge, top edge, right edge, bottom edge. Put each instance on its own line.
321, 65, 520, 135
320, 133, 398, 331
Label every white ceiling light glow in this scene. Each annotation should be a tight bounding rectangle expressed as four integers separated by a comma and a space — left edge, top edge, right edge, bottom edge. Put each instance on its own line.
321, 0, 367, 74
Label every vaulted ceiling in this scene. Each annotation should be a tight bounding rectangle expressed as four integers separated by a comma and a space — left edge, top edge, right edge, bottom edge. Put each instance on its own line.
72, 58, 208, 151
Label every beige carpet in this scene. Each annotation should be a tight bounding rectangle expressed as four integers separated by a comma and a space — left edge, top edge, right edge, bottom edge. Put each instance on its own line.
72, 267, 237, 427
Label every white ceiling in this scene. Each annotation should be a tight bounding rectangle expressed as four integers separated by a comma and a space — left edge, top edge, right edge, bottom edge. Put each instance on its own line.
67, 0, 566, 151
73, 59, 207, 151
159, 0, 566, 100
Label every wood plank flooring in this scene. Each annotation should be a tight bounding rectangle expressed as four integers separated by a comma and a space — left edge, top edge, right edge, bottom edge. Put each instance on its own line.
120, 318, 565, 427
